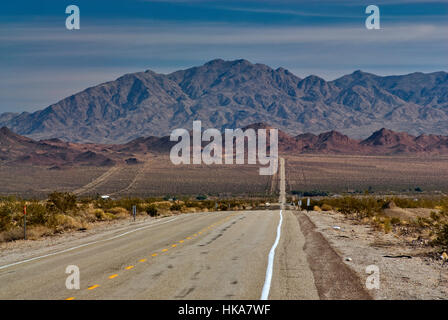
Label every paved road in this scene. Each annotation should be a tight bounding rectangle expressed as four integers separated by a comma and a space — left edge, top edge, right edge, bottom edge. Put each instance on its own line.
0, 209, 371, 300
0, 210, 310, 299
0, 159, 370, 300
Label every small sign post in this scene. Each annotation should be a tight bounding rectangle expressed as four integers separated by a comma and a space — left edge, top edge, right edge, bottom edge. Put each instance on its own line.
23, 205, 27, 240
132, 205, 136, 221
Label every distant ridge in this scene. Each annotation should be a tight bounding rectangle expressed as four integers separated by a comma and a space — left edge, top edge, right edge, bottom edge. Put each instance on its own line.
1, 125, 447, 167
0, 59, 447, 143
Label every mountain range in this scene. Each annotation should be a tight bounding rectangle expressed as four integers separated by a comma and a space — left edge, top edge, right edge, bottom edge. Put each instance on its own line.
1, 124, 447, 167
1, 59, 447, 144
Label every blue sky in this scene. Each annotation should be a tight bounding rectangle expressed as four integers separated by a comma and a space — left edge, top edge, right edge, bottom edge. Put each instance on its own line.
1, 0, 447, 113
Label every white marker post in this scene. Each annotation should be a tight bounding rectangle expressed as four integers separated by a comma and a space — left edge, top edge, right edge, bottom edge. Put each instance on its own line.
23, 205, 27, 240
132, 205, 136, 221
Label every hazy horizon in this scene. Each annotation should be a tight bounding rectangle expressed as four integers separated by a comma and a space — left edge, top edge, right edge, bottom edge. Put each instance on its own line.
1, 0, 447, 113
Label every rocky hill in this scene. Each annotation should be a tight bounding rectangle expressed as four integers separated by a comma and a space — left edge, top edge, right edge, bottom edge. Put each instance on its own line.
1, 59, 447, 144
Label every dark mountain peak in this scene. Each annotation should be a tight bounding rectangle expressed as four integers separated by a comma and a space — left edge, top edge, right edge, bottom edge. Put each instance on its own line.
361, 128, 416, 146
317, 130, 351, 142
232, 58, 252, 66
300, 75, 326, 84
275, 67, 291, 75
0, 126, 13, 135
0, 126, 34, 144
353, 69, 366, 75
295, 132, 317, 139
332, 69, 379, 88
204, 58, 226, 66
242, 122, 273, 130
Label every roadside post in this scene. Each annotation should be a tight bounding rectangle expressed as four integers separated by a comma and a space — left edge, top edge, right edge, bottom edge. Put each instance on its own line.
307, 198, 310, 211
132, 205, 136, 221
298, 200, 302, 211
23, 205, 27, 240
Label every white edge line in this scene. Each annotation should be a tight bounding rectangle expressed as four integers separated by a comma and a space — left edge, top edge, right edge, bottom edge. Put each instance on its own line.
260, 209, 283, 300
0, 216, 180, 270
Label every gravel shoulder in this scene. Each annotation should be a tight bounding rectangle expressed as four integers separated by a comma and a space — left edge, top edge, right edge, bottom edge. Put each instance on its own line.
304, 210, 447, 300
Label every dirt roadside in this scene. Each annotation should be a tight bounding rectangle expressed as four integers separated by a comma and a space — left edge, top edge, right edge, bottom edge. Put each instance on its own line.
302, 210, 447, 300
296, 211, 372, 299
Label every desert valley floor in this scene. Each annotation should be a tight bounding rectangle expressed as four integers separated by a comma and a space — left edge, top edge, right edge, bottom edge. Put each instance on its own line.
1, 154, 447, 198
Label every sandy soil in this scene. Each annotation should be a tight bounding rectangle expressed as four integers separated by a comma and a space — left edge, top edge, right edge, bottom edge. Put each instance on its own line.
304, 210, 447, 300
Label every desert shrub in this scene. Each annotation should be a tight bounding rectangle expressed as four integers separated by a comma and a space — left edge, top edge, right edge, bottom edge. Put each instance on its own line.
151, 201, 172, 210
416, 216, 431, 228
433, 223, 448, 249
390, 217, 401, 225
292, 190, 328, 197
196, 195, 207, 200
49, 214, 82, 231
0, 228, 24, 242
325, 197, 384, 218
389, 197, 442, 209
27, 225, 53, 240
313, 205, 322, 211
107, 207, 129, 219
146, 205, 158, 217
0, 203, 14, 231
430, 211, 440, 222
170, 203, 182, 211
104, 212, 117, 220
383, 218, 392, 233
93, 209, 107, 221
26, 202, 48, 225
321, 204, 332, 211
47, 192, 77, 213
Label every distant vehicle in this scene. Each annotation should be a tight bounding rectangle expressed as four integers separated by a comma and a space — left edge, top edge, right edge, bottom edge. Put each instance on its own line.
101, 195, 110, 199
265, 202, 270, 207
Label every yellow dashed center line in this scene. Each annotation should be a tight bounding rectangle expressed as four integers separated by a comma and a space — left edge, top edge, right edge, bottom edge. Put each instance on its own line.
88, 284, 100, 290
66, 213, 237, 300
